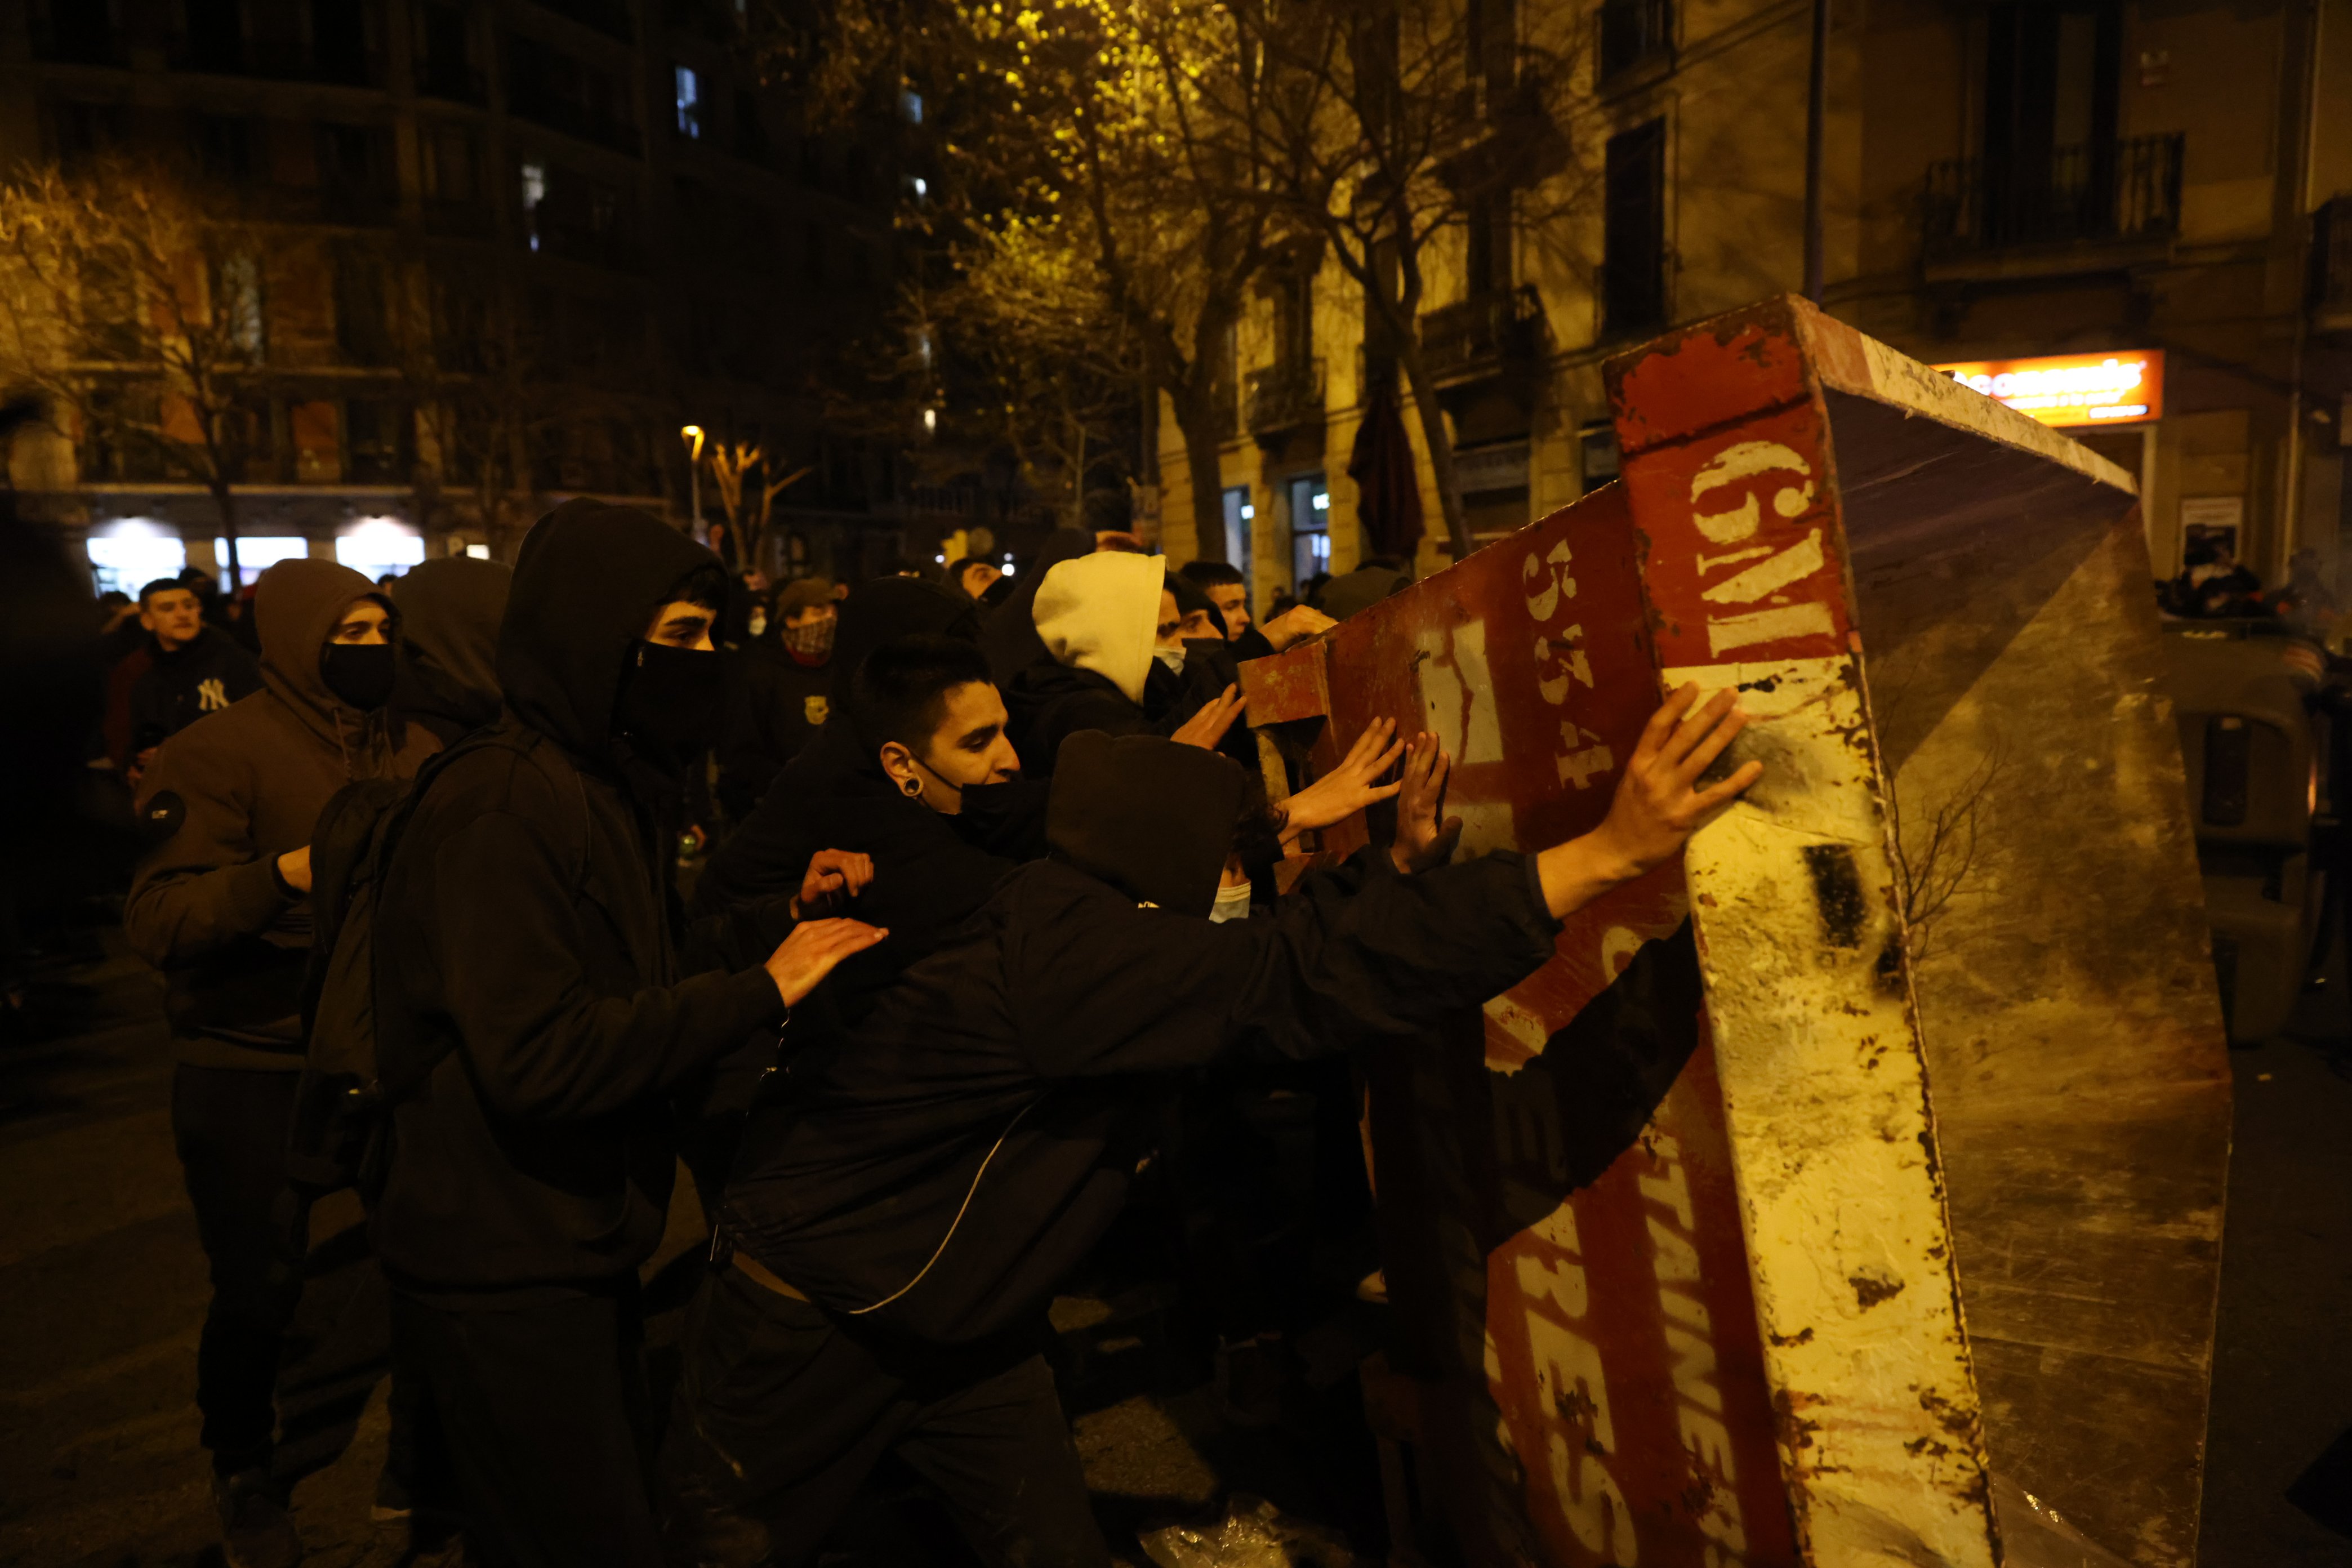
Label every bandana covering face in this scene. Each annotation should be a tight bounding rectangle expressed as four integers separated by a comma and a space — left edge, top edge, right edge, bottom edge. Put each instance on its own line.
782, 616, 836, 665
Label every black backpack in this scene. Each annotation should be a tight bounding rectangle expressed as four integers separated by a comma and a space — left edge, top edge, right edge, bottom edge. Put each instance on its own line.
289, 729, 571, 1204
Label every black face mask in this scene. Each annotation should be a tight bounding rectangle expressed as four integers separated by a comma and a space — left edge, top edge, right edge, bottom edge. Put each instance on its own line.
615, 639, 724, 762
320, 643, 397, 711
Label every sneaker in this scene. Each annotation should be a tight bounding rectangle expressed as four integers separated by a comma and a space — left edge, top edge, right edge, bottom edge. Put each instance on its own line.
212, 1467, 303, 1568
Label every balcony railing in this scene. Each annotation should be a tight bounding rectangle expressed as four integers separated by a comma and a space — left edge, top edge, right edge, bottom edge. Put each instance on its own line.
1596, 0, 1673, 82
1921, 133, 2184, 262
1245, 358, 1326, 437
1420, 285, 1545, 382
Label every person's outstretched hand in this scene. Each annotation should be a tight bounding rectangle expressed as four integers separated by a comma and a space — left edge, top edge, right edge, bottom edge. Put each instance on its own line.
1391, 731, 1462, 873
1537, 683, 1761, 917
791, 848, 874, 919
1172, 683, 1248, 752
764, 917, 888, 1008
1280, 717, 1406, 843
1261, 605, 1336, 652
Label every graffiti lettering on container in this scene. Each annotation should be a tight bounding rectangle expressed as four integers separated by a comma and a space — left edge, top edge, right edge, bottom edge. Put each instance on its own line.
1688, 442, 1832, 658
1524, 538, 1614, 791
1643, 1133, 1748, 1564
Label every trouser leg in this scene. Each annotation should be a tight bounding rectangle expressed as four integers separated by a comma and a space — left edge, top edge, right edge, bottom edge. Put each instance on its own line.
659, 1267, 907, 1568
893, 1352, 1110, 1568
391, 1285, 660, 1568
170, 1063, 302, 1477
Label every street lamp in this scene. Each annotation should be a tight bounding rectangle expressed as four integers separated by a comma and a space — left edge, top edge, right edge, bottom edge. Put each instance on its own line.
680, 424, 706, 539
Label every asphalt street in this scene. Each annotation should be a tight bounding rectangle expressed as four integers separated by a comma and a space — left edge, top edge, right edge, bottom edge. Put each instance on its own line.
1, 911, 2346, 1567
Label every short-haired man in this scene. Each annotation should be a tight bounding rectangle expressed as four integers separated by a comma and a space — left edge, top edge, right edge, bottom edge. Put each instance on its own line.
369, 501, 883, 1565
127, 560, 436, 1567
946, 556, 1004, 600
1176, 558, 1254, 646
126, 576, 262, 783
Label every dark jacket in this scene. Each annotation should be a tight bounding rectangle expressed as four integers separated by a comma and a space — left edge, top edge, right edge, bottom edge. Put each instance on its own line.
371, 500, 783, 1299
1001, 651, 1235, 778
692, 725, 1046, 1036
714, 646, 832, 821
126, 562, 438, 1070
389, 556, 511, 747
128, 626, 262, 754
720, 847, 1561, 1345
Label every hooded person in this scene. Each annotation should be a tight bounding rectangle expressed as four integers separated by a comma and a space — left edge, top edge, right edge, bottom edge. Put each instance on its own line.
716, 576, 839, 821
123, 558, 438, 1565
387, 555, 511, 746
661, 691, 1762, 1567
980, 527, 1095, 687
365, 498, 885, 1567
999, 550, 1236, 776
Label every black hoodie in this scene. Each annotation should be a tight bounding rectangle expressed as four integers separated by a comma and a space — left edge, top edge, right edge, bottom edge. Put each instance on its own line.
718, 734, 1566, 1346
128, 624, 261, 751
388, 555, 511, 746
128, 560, 438, 1070
370, 500, 784, 1299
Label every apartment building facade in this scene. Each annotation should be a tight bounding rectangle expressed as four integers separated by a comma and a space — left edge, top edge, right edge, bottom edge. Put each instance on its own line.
0, 0, 906, 590
1162, 0, 2352, 622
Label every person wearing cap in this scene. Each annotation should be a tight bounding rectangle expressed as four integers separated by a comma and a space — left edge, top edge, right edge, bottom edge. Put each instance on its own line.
366, 502, 884, 1565
126, 558, 439, 1567
662, 687, 1762, 1567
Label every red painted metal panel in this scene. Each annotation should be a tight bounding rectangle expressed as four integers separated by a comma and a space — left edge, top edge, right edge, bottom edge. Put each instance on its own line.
1273, 488, 1798, 1567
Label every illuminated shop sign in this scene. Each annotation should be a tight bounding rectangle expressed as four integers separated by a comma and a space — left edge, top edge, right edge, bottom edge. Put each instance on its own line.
1932, 350, 2164, 427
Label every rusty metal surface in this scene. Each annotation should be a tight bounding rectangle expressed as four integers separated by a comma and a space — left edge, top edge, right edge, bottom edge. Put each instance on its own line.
1262, 294, 2226, 1568
1609, 300, 2001, 1568
1854, 504, 2231, 1568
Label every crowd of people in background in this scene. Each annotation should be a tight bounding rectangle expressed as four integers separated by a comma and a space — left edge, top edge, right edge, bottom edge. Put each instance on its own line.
2162, 536, 2343, 643
8, 491, 1757, 1568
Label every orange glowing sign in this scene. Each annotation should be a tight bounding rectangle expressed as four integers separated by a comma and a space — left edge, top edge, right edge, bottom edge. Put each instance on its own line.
1932, 350, 2163, 427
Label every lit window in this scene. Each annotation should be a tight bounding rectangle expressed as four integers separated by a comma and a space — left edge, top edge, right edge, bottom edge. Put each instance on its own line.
85, 521, 186, 596
901, 88, 924, 124
1312, 491, 1329, 511
921, 407, 937, 435
212, 536, 310, 588
335, 518, 426, 578
520, 158, 546, 252
675, 65, 703, 138
465, 543, 490, 559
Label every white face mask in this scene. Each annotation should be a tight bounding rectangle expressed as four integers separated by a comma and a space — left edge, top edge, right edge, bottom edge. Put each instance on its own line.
1209, 880, 1253, 923
747, 609, 768, 638
1153, 645, 1187, 674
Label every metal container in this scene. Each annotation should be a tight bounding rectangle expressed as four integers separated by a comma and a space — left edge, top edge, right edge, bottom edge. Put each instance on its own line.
1241, 295, 2230, 1568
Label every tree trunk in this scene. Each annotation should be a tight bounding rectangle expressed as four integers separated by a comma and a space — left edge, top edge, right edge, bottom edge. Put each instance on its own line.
1170, 391, 1231, 564
1396, 334, 1473, 559
210, 479, 242, 581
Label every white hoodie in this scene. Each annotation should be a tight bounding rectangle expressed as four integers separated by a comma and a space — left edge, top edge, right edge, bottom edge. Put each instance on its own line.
1031, 551, 1164, 705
